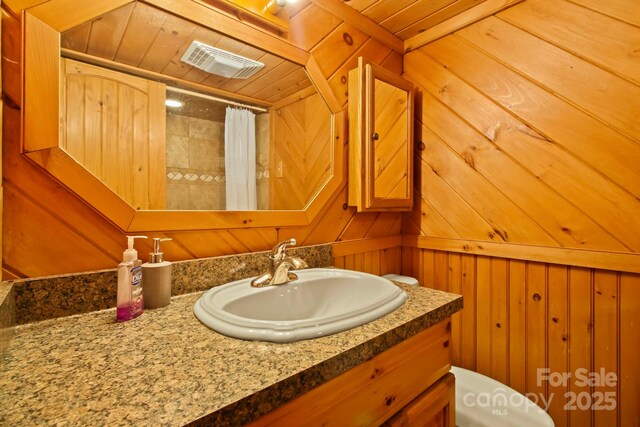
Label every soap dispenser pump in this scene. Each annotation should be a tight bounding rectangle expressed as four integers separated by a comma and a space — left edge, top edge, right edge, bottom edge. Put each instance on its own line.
142, 238, 173, 309
117, 235, 147, 322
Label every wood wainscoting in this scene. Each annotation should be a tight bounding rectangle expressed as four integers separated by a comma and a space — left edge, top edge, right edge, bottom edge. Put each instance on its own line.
401, 240, 640, 427
333, 236, 403, 276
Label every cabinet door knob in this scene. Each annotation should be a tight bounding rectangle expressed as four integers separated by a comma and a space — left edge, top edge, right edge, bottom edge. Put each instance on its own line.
372, 132, 379, 141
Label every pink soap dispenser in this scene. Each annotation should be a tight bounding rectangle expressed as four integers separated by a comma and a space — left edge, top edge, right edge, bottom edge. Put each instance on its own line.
116, 235, 147, 322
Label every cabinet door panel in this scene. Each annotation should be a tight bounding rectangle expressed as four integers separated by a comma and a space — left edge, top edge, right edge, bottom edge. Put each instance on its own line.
348, 57, 414, 212
373, 79, 410, 200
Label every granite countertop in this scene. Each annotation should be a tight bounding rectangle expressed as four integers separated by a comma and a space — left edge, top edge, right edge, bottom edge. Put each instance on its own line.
0, 284, 462, 426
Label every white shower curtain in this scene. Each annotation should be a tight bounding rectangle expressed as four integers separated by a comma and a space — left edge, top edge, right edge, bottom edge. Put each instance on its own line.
224, 107, 257, 210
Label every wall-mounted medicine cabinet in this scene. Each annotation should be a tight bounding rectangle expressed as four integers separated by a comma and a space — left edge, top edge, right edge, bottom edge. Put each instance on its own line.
348, 57, 414, 212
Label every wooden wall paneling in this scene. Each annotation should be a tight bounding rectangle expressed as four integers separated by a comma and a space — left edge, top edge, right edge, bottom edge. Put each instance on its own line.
3, 106, 127, 274
459, 253, 476, 370
394, 0, 485, 40
403, 0, 524, 52
593, 270, 619, 426
378, 248, 389, 275
419, 35, 640, 201
353, 252, 363, 271
499, 0, 640, 85
416, 38, 640, 250
278, 185, 353, 245
343, 254, 355, 270
226, 228, 277, 253
619, 272, 640, 427
377, 0, 459, 35
447, 252, 462, 364
288, 4, 342, 51
547, 265, 569, 427
3, 184, 120, 277
404, 188, 460, 239
307, 0, 404, 53
475, 255, 491, 377
327, 37, 393, 107
401, 247, 412, 278
403, 247, 640, 424
433, 251, 448, 292
421, 249, 435, 289
565, 0, 640, 27
567, 266, 593, 426
363, 213, 402, 238
421, 85, 618, 248
359, 0, 426, 26
310, 22, 369, 78
525, 262, 547, 401
406, 48, 632, 251
457, 16, 640, 142
508, 259, 526, 394
416, 153, 498, 241
339, 212, 379, 241
408, 236, 640, 275
147, 78, 166, 209
380, 50, 403, 75
62, 59, 166, 210
490, 257, 508, 385
423, 129, 558, 246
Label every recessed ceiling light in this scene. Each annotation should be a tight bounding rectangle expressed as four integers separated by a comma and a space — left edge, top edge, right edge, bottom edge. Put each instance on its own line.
165, 99, 183, 108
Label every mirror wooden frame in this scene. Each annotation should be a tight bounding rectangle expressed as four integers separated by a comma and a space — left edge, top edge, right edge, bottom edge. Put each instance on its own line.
21, 0, 344, 232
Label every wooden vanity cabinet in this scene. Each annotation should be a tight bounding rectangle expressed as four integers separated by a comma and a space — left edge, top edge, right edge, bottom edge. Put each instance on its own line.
249, 319, 454, 426
348, 57, 414, 212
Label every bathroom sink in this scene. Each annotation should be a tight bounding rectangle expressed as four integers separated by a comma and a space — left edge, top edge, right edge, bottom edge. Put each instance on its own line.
193, 268, 408, 343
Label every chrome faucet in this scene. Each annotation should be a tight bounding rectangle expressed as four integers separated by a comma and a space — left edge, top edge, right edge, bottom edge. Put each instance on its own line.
250, 238, 309, 287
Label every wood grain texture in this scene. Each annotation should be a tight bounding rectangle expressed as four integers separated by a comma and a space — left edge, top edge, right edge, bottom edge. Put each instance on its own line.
60, 1, 311, 105
61, 59, 166, 210
272, 92, 331, 210
404, 0, 640, 255
343, 0, 495, 41
402, 245, 640, 426
249, 321, 451, 426
4, 0, 405, 277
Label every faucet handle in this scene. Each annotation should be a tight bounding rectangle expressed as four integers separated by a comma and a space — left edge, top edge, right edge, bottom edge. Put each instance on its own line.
271, 238, 297, 261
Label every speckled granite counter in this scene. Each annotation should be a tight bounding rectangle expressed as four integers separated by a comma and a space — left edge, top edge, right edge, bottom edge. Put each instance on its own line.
0, 283, 462, 426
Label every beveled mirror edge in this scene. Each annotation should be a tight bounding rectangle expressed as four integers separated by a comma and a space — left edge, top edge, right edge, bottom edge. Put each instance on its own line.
21, 0, 345, 232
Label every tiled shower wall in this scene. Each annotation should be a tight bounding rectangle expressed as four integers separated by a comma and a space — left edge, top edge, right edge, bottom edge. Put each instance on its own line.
165, 112, 270, 210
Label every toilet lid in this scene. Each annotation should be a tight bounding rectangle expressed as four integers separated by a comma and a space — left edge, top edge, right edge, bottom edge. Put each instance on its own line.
451, 366, 555, 427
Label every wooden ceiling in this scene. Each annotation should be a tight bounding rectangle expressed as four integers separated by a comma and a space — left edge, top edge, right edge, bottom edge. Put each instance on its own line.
343, 0, 487, 40
61, 1, 312, 106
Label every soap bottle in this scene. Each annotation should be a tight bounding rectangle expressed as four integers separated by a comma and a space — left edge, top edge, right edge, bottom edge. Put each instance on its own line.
116, 235, 147, 322
142, 238, 173, 309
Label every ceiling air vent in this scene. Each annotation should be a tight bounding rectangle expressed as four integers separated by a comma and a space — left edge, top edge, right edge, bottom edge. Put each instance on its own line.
181, 41, 265, 79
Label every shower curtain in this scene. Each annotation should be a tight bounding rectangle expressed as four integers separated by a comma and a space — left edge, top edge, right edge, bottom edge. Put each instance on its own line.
224, 107, 257, 210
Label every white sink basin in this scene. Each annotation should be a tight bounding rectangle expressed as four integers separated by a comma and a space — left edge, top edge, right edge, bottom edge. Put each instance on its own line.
193, 268, 408, 343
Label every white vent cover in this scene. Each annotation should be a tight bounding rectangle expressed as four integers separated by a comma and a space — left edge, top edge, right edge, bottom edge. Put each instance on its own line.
181, 41, 265, 79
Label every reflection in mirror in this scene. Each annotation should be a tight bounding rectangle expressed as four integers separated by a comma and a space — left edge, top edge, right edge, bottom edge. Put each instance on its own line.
164, 88, 271, 211
59, 1, 333, 211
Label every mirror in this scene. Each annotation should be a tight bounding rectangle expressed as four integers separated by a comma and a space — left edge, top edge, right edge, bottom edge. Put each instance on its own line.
56, 1, 333, 211
21, 0, 345, 232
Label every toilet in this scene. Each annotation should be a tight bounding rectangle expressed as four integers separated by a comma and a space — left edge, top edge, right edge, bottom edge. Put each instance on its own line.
382, 275, 555, 427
